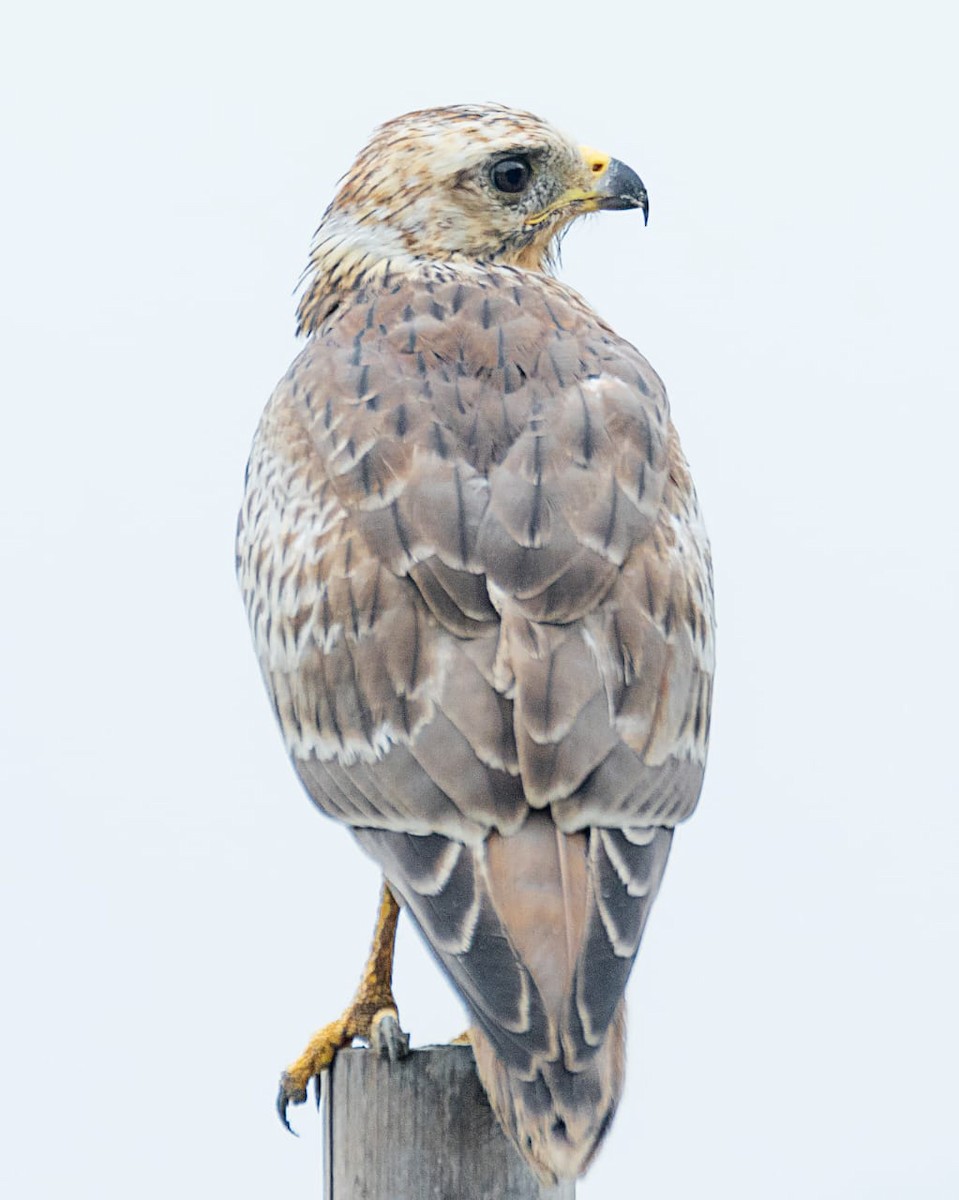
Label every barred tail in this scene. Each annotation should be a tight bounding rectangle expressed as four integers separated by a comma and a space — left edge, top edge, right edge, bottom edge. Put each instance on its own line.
471, 1000, 626, 1184
354, 816, 672, 1182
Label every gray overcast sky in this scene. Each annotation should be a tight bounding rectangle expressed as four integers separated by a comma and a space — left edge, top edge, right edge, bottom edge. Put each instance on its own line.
2, 1, 957, 1196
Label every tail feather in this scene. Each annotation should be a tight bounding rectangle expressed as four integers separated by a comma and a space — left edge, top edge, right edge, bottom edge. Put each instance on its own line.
471, 1001, 626, 1184
353, 816, 672, 1182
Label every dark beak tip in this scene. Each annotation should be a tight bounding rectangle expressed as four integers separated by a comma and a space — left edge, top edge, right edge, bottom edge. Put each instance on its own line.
628, 192, 650, 225
600, 158, 649, 226
606, 193, 649, 225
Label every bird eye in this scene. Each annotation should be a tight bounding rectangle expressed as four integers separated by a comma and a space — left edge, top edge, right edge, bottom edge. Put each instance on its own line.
490, 156, 532, 194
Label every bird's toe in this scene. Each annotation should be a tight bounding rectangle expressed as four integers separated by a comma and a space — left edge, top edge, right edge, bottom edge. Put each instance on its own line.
370, 1009, 410, 1062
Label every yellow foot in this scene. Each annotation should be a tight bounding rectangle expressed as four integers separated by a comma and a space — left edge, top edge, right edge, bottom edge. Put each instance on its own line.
276, 1002, 409, 1130
276, 882, 410, 1131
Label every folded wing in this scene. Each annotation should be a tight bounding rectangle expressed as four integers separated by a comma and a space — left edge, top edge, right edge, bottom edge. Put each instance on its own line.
236, 265, 714, 1179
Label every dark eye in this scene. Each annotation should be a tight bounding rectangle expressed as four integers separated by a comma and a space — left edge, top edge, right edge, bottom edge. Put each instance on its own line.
490, 156, 532, 194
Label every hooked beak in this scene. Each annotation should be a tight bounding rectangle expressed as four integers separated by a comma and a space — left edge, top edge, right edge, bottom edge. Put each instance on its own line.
525, 145, 649, 228
590, 156, 649, 223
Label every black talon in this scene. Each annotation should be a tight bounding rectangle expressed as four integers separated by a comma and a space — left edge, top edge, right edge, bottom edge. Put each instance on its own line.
276, 1074, 303, 1136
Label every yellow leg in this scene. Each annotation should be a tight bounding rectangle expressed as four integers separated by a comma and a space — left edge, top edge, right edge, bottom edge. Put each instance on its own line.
277, 880, 409, 1129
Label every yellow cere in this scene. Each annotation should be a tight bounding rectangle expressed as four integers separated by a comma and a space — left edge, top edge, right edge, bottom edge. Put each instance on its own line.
524, 145, 613, 227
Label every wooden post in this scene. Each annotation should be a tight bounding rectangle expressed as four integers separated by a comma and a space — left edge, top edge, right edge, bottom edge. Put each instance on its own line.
322, 1044, 575, 1200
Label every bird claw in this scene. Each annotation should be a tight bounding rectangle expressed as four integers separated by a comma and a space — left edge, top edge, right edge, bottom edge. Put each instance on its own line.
371, 1009, 410, 1063
274, 1016, 344, 1134
277, 1071, 307, 1135
275, 1006, 410, 1132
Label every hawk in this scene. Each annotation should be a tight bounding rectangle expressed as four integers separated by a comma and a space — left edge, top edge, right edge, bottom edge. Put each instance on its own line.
236, 103, 714, 1184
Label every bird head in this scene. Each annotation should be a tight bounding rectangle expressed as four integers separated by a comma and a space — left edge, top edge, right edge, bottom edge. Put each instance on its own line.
298, 104, 647, 330
329, 103, 647, 266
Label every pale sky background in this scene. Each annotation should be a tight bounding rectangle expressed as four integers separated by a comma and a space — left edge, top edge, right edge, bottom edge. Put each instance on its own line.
2, 1, 957, 1197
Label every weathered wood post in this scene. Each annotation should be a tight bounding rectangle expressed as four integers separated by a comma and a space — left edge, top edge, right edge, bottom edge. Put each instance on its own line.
322, 1044, 575, 1199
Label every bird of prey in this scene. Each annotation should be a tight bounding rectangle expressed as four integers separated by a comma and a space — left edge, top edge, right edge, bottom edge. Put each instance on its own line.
236, 103, 714, 1184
